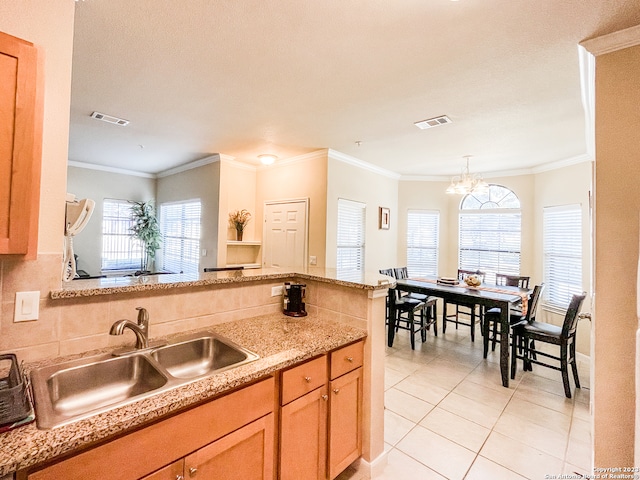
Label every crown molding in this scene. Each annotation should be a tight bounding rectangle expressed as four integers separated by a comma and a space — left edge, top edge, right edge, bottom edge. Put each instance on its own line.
156, 154, 221, 178
531, 153, 593, 174
580, 24, 640, 56
328, 149, 401, 180
67, 160, 156, 178
399, 154, 593, 182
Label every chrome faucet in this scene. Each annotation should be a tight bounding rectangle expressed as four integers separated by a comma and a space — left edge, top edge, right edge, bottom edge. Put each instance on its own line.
109, 307, 150, 350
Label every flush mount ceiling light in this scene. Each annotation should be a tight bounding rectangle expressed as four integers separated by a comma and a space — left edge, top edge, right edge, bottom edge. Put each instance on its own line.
258, 154, 277, 165
445, 156, 489, 195
414, 115, 452, 130
90, 111, 129, 126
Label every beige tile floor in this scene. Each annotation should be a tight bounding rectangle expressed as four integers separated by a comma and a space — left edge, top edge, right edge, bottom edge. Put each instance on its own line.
338, 321, 592, 480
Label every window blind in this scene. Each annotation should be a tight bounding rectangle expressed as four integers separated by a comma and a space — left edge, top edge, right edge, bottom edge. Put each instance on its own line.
459, 212, 522, 284
337, 199, 366, 279
101, 199, 143, 271
407, 210, 439, 277
543, 204, 582, 309
160, 200, 201, 275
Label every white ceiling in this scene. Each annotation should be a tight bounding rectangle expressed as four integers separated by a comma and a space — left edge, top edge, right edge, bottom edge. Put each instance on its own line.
68, 0, 640, 178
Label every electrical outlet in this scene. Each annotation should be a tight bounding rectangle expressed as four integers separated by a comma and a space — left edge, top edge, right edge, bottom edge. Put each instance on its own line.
271, 285, 283, 297
14, 291, 40, 322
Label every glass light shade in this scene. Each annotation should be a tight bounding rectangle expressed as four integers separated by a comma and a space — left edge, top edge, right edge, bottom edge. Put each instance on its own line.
258, 154, 277, 165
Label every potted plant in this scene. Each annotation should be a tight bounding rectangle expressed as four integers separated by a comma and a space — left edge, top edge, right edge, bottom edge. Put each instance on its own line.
129, 200, 161, 274
229, 209, 251, 241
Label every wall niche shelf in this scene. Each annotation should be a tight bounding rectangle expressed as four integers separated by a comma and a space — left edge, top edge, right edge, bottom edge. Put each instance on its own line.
226, 241, 262, 269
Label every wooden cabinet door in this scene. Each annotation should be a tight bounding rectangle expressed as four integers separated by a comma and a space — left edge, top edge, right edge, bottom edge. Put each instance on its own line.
139, 460, 184, 480
328, 368, 362, 480
184, 413, 274, 480
280, 386, 328, 480
0, 30, 42, 256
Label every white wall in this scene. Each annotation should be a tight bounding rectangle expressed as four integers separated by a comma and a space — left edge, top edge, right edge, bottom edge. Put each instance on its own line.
157, 161, 221, 272
326, 153, 399, 273
66, 166, 156, 275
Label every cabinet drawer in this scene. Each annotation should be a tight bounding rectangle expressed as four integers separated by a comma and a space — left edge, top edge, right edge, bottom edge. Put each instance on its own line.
281, 356, 327, 405
330, 341, 363, 380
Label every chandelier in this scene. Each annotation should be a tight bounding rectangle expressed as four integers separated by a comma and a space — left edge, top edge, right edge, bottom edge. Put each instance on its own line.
445, 156, 489, 195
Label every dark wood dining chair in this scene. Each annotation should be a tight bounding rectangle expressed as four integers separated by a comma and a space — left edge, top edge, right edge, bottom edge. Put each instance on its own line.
495, 273, 530, 289
482, 283, 544, 358
380, 268, 432, 349
442, 269, 485, 342
393, 267, 438, 336
510, 291, 587, 398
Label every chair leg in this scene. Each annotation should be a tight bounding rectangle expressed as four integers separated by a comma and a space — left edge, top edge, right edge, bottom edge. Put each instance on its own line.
420, 309, 427, 343
511, 329, 519, 379
560, 343, 572, 398
570, 341, 581, 390
409, 311, 416, 350
491, 319, 498, 352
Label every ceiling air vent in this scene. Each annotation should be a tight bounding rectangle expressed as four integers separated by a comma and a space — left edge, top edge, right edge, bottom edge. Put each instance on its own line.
90, 111, 130, 126
414, 115, 452, 130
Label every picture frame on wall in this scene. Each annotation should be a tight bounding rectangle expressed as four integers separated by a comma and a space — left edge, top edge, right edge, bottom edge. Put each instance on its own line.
379, 207, 390, 230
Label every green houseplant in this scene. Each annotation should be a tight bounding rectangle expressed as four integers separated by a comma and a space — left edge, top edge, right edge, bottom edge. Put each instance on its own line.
229, 209, 251, 241
130, 200, 161, 273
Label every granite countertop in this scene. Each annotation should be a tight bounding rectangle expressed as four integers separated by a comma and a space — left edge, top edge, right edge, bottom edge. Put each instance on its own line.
51, 266, 395, 299
0, 313, 367, 476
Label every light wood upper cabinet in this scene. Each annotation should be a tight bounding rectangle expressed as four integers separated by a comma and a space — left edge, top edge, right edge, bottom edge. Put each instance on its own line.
0, 30, 42, 257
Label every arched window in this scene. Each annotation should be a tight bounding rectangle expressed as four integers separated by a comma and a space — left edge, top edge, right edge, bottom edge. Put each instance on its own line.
458, 185, 521, 284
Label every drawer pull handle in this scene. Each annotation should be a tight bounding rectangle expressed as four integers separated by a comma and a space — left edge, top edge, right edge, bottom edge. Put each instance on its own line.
322, 394, 328, 401
346, 356, 354, 362
333, 388, 340, 394
189, 467, 198, 476
304, 376, 312, 383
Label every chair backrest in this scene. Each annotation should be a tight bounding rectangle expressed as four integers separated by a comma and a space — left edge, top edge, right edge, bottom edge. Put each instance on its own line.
394, 267, 409, 279
457, 269, 485, 283
524, 283, 545, 322
379, 268, 396, 278
561, 292, 587, 337
496, 273, 530, 289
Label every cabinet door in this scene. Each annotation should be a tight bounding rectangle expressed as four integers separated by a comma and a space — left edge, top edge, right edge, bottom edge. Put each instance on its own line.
0, 30, 42, 256
280, 386, 328, 480
184, 413, 274, 480
139, 460, 184, 480
328, 368, 362, 480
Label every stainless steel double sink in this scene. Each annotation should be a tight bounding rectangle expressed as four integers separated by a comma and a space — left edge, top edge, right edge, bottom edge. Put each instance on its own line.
30, 332, 259, 429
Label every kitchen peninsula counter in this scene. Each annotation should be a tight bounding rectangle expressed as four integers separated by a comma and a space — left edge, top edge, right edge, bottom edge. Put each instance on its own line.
0, 313, 367, 476
50, 267, 394, 299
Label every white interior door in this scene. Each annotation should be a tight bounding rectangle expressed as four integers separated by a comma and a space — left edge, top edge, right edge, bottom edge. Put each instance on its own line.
263, 200, 308, 268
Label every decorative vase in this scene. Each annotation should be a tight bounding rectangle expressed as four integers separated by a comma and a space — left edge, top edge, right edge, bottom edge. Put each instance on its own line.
236, 229, 243, 241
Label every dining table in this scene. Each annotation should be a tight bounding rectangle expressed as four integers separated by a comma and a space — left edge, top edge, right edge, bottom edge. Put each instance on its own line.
390, 277, 528, 388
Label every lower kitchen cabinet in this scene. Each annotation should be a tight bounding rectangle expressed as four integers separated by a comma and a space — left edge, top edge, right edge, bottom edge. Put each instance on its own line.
328, 367, 362, 479
23, 377, 275, 480
140, 414, 274, 480
280, 385, 328, 480
140, 460, 184, 480
279, 340, 364, 480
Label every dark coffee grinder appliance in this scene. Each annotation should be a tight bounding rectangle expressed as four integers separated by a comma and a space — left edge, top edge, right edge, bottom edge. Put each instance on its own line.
283, 282, 307, 317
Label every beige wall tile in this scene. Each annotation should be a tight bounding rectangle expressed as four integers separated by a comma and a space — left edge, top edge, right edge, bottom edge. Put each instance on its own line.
0, 300, 60, 351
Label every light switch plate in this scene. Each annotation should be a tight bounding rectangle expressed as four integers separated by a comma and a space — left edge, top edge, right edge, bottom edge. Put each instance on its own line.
14, 291, 40, 322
